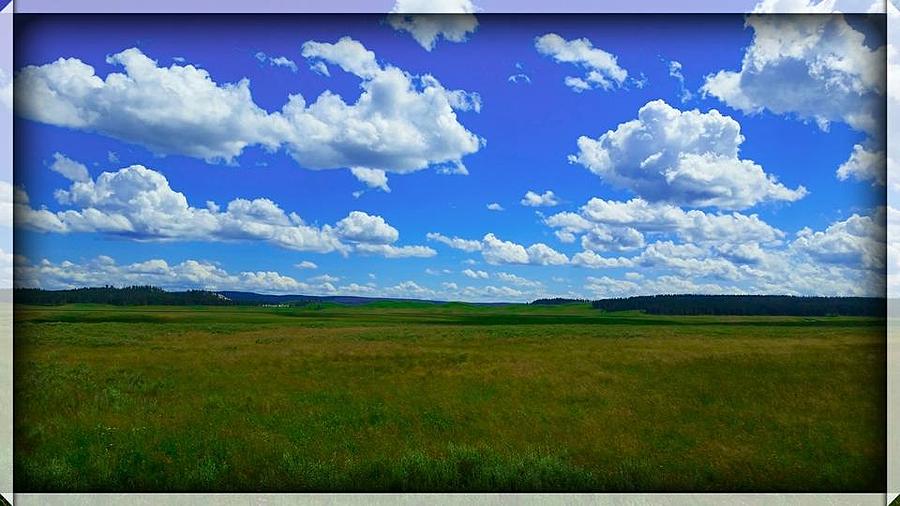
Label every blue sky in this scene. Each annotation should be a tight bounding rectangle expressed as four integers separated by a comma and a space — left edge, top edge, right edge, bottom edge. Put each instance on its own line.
11, 13, 887, 301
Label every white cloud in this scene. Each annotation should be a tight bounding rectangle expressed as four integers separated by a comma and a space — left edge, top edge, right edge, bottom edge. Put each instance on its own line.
0, 248, 12, 288
350, 167, 391, 192
585, 275, 740, 298
255, 52, 299, 73
309, 61, 330, 77
792, 209, 885, 270
295, 260, 318, 269
388, 0, 479, 51
569, 100, 807, 210
15, 255, 316, 294
481, 233, 568, 266
525, 243, 569, 266
667, 59, 692, 103
508, 73, 531, 84
426, 232, 482, 252
16, 163, 432, 258
0, 69, 11, 111
486, 202, 504, 211
496, 272, 541, 287
335, 211, 398, 244
546, 197, 785, 246
521, 190, 560, 207
16, 48, 283, 162
384, 280, 434, 298
49, 152, 90, 183
535, 33, 628, 92
836, 144, 886, 186
480, 233, 529, 265
571, 250, 634, 269
354, 243, 437, 258
462, 268, 488, 279
288, 37, 484, 185
702, 15, 885, 136
752, 0, 884, 13
0, 181, 12, 227
309, 274, 340, 284
16, 41, 484, 189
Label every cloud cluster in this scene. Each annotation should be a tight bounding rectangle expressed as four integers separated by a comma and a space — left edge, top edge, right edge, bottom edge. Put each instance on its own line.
546, 197, 785, 248
702, 15, 885, 136
16, 40, 484, 190
428, 231, 568, 266
836, 144, 886, 186
569, 100, 808, 210
17, 162, 434, 258
15, 254, 548, 302
388, 0, 479, 51
535, 33, 628, 92
752, 0, 884, 13
15, 255, 319, 294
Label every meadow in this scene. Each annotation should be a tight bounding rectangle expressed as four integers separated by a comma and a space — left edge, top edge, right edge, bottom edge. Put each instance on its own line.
13, 302, 886, 491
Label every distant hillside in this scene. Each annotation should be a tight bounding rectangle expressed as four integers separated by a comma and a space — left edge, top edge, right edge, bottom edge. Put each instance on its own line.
15, 286, 232, 306
216, 291, 446, 306
592, 294, 885, 316
14, 287, 448, 307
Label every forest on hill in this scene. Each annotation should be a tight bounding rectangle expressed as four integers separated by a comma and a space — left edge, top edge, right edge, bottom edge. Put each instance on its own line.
14, 286, 232, 306
591, 294, 885, 316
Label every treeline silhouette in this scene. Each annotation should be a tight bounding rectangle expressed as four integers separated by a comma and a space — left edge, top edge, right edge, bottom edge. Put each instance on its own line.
15, 286, 233, 306
531, 297, 589, 305
591, 294, 885, 316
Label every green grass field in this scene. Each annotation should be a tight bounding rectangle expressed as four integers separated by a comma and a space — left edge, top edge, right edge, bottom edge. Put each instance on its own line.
13, 303, 885, 492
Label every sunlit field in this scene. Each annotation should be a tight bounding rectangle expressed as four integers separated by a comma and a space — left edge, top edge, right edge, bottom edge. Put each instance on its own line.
13, 303, 885, 492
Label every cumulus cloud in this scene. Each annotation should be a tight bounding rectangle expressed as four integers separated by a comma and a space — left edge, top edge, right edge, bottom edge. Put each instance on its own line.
567, 205, 885, 296
49, 152, 90, 182
336, 211, 398, 244
295, 260, 318, 269
836, 144, 886, 185
792, 209, 885, 270
486, 202, 504, 211
16, 48, 283, 162
288, 37, 484, 184
535, 33, 628, 92
546, 197, 785, 247
521, 190, 560, 207
569, 100, 807, 209
702, 15, 885, 136
388, 0, 479, 51
481, 233, 568, 266
16, 41, 484, 189
16, 162, 432, 258
462, 268, 488, 279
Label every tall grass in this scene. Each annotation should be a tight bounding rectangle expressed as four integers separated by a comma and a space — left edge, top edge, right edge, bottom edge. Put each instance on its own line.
13, 304, 885, 491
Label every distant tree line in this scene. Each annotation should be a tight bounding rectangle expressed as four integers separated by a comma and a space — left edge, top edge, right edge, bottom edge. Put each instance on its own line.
530, 297, 589, 305
591, 294, 885, 316
15, 286, 234, 306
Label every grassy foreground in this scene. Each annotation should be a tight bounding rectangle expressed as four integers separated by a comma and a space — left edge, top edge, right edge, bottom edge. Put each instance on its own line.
13, 303, 885, 491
